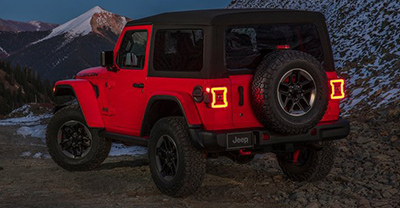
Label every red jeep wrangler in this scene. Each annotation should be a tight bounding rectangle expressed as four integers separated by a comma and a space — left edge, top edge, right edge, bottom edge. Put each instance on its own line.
47, 9, 350, 197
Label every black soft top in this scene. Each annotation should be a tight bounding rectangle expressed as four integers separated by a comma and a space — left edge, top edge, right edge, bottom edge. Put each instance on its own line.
126, 9, 326, 26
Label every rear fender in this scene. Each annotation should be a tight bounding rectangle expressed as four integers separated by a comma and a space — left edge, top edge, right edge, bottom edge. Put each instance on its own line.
54, 79, 104, 128
144, 91, 203, 127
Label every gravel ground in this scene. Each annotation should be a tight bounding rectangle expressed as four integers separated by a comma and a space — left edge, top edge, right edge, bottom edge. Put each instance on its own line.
0, 114, 399, 207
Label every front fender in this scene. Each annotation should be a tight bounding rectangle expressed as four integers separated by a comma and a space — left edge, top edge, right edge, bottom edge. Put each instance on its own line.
54, 79, 104, 128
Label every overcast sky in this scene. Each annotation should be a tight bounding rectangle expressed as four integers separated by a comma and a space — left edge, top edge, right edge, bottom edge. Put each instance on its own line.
0, 0, 232, 24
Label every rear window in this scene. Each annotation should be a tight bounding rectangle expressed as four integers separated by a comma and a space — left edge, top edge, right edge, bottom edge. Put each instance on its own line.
154, 29, 204, 71
225, 24, 323, 70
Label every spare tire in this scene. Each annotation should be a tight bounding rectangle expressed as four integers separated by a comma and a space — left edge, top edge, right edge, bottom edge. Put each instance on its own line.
251, 50, 328, 135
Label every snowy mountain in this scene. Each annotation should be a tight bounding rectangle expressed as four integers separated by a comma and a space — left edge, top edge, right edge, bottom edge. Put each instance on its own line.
2, 6, 129, 81
228, 0, 400, 113
0, 19, 58, 32
34, 6, 127, 44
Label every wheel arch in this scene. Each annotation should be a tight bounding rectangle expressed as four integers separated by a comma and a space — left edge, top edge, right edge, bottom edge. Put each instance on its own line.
53, 79, 104, 128
140, 94, 202, 138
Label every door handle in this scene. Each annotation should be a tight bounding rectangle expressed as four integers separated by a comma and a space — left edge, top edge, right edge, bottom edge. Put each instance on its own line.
133, 83, 144, 88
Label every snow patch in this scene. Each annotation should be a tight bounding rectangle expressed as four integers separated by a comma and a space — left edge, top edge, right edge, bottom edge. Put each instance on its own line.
33, 152, 43, 159
28, 21, 41, 31
3, 115, 147, 157
1, 103, 147, 158
352, 88, 364, 97
10, 104, 31, 116
20, 151, 32, 157
109, 143, 147, 156
0, 46, 9, 56
17, 125, 47, 140
0, 113, 51, 126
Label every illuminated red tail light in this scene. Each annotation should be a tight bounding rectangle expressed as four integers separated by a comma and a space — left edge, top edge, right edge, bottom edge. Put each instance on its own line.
330, 79, 345, 99
276, 45, 290, 50
210, 87, 228, 108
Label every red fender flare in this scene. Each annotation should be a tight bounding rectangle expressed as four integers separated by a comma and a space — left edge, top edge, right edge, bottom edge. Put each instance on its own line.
145, 91, 203, 126
54, 79, 104, 128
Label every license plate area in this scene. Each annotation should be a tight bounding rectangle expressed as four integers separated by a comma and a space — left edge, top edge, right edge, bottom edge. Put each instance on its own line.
226, 132, 253, 150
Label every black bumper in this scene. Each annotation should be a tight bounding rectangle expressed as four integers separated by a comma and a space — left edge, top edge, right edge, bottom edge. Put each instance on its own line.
190, 118, 350, 152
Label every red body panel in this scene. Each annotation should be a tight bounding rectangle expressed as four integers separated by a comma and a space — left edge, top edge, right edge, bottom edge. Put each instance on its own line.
320, 71, 341, 122
145, 77, 233, 130
55, 79, 104, 128
229, 75, 263, 128
147, 90, 203, 125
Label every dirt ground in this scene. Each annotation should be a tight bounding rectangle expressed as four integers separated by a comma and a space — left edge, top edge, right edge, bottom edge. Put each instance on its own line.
1, 117, 399, 208
0, 125, 286, 208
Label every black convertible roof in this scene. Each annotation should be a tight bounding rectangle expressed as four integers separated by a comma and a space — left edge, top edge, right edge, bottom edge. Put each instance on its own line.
126, 9, 325, 26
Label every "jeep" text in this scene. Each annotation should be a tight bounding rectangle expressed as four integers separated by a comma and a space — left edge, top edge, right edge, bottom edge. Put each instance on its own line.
232, 136, 249, 144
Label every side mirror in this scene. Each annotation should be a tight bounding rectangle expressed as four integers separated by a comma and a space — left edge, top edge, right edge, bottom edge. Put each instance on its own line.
100, 51, 114, 67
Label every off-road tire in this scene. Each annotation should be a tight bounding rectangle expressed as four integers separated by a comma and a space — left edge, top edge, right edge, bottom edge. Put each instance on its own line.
46, 105, 111, 171
251, 50, 328, 135
277, 141, 337, 182
148, 117, 206, 197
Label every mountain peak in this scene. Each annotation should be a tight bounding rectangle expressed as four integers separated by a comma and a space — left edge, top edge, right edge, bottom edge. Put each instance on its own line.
33, 6, 126, 43
89, 6, 106, 13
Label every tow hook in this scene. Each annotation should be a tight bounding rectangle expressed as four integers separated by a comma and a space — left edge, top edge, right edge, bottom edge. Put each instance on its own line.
293, 150, 300, 164
239, 149, 251, 156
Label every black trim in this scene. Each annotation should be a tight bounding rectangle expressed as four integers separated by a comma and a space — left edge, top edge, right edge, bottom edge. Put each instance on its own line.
192, 118, 350, 152
126, 9, 325, 26
53, 84, 93, 126
54, 85, 76, 108
99, 131, 148, 146
92, 85, 100, 98
238, 86, 244, 106
133, 83, 145, 88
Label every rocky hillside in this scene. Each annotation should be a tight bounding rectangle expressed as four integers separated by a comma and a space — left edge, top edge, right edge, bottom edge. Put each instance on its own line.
1, 6, 129, 81
0, 19, 58, 32
0, 31, 50, 58
228, 0, 400, 113
0, 59, 52, 117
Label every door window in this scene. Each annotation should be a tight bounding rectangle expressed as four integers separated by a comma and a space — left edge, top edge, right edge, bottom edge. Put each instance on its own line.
117, 30, 148, 69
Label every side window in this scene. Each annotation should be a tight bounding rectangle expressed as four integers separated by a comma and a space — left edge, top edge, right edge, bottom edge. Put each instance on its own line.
154, 29, 203, 71
117, 30, 148, 69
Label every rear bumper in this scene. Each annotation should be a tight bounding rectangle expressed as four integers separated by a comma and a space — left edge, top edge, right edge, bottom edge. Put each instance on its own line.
190, 118, 350, 152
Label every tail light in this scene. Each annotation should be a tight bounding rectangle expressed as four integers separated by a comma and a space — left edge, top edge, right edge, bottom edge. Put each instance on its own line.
330, 79, 345, 99
193, 86, 228, 108
276, 45, 290, 50
210, 87, 228, 108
